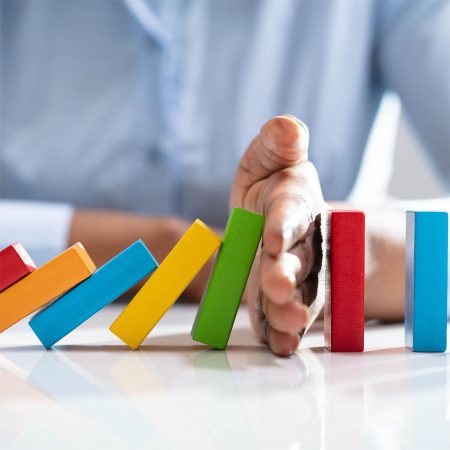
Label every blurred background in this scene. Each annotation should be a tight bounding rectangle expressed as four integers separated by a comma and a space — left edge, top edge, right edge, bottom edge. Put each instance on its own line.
350, 93, 448, 203
1, 0, 448, 270
391, 114, 447, 198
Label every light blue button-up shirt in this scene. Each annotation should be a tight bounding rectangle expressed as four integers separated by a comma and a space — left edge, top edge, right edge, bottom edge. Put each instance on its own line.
1, 0, 449, 263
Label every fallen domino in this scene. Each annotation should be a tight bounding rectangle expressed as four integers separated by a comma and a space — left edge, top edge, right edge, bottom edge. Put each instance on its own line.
191, 207, 264, 349
0, 243, 36, 292
29, 240, 158, 348
324, 210, 365, 352
110, 219, 221, 349
405, 211, 448, 352
0, 243, 95, 333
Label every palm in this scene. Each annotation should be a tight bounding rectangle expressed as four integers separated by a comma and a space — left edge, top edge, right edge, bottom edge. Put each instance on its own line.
230, 116, 325, 356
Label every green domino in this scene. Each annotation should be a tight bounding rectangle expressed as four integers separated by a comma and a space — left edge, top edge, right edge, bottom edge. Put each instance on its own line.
191, 207, 264, 349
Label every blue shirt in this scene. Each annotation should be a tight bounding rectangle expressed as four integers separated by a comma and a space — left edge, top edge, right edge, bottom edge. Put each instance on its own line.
1, 0, 449, 262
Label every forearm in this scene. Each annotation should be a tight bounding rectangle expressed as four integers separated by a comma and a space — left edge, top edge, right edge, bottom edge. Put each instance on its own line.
364, 198, 450, 320
330, 203, 405, 321
67, 209, 185, 267
67, 209, 215, 301
363, 207, 405, 321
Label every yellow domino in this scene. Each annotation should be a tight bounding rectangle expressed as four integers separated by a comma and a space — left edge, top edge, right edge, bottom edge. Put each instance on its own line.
0, 243, 96, 333
110, 219, 221, 349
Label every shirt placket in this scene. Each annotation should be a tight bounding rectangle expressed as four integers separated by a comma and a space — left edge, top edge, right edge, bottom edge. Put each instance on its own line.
156, 0, 185, 213
127, 0, 185, 215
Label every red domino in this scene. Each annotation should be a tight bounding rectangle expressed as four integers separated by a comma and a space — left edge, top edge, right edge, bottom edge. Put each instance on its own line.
0, 244, 36, 292
325, 211, 365, 352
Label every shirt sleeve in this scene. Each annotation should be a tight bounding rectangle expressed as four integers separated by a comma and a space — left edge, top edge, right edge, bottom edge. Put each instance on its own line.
375, 0, 450, 189
0, 200, 74, 267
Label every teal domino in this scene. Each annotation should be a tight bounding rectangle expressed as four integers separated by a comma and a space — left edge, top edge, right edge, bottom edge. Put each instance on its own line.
405, 211, 448, 352
29, 240, 158, 348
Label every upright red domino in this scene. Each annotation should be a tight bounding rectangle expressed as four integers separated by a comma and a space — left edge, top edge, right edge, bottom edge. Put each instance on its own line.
0, 243, 36, 292
324, 211, 365, 352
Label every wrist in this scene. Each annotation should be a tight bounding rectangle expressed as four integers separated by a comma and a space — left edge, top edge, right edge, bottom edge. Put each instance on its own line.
364, 208, 405, 321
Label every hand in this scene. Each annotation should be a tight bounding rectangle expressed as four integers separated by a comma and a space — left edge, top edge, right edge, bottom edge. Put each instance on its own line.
230, 115, 325, 356
68, 210, 212, 300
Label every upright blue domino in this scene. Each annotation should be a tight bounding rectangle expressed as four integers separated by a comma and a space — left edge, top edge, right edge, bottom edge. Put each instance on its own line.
29, 240, 158, 348
405, 211, 448, 352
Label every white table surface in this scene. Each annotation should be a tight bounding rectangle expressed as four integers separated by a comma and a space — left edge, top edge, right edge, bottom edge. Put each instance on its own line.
0, 304, 449, 450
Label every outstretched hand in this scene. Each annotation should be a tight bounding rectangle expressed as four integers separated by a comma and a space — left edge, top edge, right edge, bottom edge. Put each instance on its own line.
230, 115, 325, 356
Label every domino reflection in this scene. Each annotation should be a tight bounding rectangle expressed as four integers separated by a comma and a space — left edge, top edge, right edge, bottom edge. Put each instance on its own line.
405, 353, 450, 449
111, 351, 219, 450
356, 347, 449, 448
311, 347, 365, 449
0, 353, 93, 446
193, 347, 322, 450
24, 350, 169, 447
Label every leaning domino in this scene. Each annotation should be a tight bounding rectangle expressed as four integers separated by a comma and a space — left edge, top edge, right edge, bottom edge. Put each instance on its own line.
0, 243, 36, 292
191, 208, 264, 349
110, 219, 221, 349
29, 240, 158, 348
0, 243, 95, 333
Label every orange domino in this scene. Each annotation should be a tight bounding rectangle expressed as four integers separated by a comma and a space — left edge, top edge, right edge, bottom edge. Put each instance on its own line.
0, 243, 96, 333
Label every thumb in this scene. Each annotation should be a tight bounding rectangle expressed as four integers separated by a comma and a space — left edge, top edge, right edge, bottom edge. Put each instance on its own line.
257, 115, 309, 173
230, 115, 309, 209
234, 115, 309, 190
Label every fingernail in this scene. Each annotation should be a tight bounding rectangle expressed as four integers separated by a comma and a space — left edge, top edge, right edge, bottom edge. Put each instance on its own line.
284, 115, 308, 134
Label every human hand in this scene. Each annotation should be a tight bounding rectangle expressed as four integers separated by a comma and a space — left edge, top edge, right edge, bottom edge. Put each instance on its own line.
230, 115, 325, 356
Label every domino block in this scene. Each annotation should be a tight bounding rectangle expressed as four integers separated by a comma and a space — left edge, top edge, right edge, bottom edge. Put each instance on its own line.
191, 208, 264, 349
29, 240, 158, 348
0, 243, 36, 292
324, 210, 365, 352
110, 219, 221, 349
0, 243, 95, 333
405, 211, 448, 352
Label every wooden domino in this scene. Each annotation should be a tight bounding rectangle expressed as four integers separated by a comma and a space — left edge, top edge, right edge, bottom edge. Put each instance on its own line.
0, 243, 36, 292
29, 240, 158, 348
0, 243, 96, 333
191, 208, 264, 349
405, 211, 448, 352
324, 210, 365, 352
110, 219, 221, 349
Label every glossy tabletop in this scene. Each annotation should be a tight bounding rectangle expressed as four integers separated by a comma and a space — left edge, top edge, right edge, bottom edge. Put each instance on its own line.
1, 304, 449, 450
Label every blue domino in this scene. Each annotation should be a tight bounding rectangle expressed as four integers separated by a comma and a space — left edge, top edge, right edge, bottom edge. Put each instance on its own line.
405, 211, 448, 352
29, 240, 158, 348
